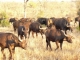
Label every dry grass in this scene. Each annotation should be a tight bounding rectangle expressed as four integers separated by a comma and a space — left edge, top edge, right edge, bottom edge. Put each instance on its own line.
0, 24, 80, 60
0, 1, 80, 60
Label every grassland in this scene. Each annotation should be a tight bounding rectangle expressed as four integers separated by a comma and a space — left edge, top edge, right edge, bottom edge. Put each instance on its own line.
0, 1, 80, 60
0, 24, 80, 60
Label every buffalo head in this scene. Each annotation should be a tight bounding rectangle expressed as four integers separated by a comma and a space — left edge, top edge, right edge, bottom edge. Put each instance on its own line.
64, 35, 74, 43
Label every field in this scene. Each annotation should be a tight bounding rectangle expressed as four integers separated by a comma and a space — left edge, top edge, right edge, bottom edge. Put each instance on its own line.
0, 22, 80, 60
0, 1, 80, 60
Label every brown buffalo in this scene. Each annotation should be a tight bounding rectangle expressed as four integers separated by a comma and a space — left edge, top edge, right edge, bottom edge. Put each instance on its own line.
28, 21, 45, 38
45, 25, 73, 51
13, 18, 32, 33
0, 33, 27, 60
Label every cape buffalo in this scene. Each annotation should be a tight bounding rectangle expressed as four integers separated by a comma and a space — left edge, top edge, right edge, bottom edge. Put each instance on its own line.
50, 17, 72, 34
45, 25, 73, 51
0, 33, 27, 60
28, 21, 45, 38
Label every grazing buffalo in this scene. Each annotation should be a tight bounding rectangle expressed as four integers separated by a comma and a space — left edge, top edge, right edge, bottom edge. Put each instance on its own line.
9, 18, 17, 23
17, 24, 27, 39
50, 17, 72, 34
28, 21, 45, 38
45, 25, 72, 51
0, 33, 27, 60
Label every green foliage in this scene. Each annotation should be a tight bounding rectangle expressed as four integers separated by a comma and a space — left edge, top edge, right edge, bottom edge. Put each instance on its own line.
0, 20, 10, 27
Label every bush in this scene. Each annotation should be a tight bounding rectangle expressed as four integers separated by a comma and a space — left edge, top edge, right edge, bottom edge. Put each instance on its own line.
0, 20, 10, 27
0, 11, 8, 19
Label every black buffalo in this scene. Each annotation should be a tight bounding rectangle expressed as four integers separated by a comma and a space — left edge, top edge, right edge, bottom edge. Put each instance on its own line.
0, 33, 27, 60
45, 25, 72, 51
37, 17, 53, 27
50, 17, 72, 34
9, 18, 17, 23
17, 24, 27, 39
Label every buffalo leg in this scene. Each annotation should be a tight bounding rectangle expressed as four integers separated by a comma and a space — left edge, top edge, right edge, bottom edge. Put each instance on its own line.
13, 27, 16, 32
28, 30, 31, 38
46, 39, 52, 50
8, 43, 15, 60
46, 39, 48, 50
55, 41, 59, 50
60, 42, 63, 50
48, 41, 52, 50
36, 32, 38, 38
24, 33, 27, 39
40, 32, 43, 38
1, 48, 6, 60
32, 31, 34, 38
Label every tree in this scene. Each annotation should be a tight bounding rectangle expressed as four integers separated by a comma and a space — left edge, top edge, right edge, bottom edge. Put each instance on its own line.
24, 0, 29, 18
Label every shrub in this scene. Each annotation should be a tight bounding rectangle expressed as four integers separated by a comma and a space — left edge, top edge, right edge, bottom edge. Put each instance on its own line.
0, 20, 10, 27
0, 11, 8, 19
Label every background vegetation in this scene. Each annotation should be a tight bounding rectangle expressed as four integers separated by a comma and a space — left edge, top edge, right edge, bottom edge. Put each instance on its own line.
0, 1, 77, 19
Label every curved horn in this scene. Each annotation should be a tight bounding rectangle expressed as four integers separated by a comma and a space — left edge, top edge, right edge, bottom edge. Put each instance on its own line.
19, 37, 23, 42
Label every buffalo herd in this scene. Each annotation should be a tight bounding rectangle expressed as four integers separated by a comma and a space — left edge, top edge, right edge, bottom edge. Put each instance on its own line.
0, 16, 80, 60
